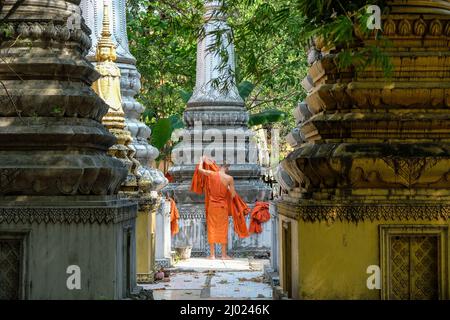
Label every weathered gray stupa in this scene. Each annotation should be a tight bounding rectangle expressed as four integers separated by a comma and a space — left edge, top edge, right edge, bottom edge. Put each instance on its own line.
164, 0, 270, 256
80, 0, 168, 283
0, 0, 142, 299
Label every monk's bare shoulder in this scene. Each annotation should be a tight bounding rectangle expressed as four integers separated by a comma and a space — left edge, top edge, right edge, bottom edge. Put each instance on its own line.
224, 175, 234, 185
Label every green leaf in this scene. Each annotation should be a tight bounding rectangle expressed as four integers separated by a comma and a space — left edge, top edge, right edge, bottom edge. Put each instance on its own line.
169, 114, 185, 130
142, 109, 156, 124
179, 89, 193, 103
150, 115, 185, 152
238, 80, 255, 101
150, 118, 173, 151
248, 109, 287, 127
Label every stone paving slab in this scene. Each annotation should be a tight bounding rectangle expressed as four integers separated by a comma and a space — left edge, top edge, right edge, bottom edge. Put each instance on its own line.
140, 272, 208, 290
210, 271, 272, 299
153, 289, 203, 300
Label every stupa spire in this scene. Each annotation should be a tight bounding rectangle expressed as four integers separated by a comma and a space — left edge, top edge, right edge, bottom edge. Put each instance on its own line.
96, 1, 116, 63
188, 0, 243, 107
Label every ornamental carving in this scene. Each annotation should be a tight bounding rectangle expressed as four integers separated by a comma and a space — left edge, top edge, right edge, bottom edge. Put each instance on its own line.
398, 19, 412, 35
277, 202, 450, 223
380, 16, 450, 38
0, 206, 137, 225
184, 110, 250, 126
430, 19, 443, 36
0, 21, 92, 55
414, 18, 427, 36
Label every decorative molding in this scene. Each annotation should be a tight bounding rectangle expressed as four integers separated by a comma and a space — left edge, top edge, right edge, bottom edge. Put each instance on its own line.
277, 202, 450, 222
0, 206, 137, 225
380, 17, 450, 38
178, 206, 206, 220
184, 110, 249, 126
0, 21, 92, 54
282, 144, 450, 192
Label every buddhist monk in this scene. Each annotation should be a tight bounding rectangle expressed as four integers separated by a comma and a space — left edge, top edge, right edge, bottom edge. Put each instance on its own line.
197, 155, 237, 260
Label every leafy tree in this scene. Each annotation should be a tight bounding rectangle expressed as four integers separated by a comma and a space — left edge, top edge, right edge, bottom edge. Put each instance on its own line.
126, 0, 392, 163
126, 0, 309, 139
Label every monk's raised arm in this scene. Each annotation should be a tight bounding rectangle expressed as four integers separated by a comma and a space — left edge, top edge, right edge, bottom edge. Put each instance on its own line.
198, 155, 214, 176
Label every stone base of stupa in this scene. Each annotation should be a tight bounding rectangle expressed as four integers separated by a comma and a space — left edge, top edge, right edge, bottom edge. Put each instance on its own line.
0, 195, 143, 300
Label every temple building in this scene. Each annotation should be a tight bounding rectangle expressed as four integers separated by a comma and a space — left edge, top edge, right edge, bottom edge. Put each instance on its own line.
277, 0, 450, 299
81, 0, 167, 283
0, 0, 144, 299
164, 0, 270, 257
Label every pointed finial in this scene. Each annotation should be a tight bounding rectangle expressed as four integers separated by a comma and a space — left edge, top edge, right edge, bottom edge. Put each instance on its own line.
188, 0, 243, 107
101, 0, 111, 38
95, 0, 116, 62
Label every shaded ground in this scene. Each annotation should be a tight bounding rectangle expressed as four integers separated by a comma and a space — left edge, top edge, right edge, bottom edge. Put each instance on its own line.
140, 258, 272, 300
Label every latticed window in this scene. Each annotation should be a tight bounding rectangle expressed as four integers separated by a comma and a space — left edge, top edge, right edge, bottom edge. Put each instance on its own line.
0, 237, 22, 300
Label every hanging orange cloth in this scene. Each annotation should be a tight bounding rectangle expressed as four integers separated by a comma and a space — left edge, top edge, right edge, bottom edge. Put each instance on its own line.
191, 160, 250, 241
169, 198, 179, 236
249, 201, 270, 234
165, 172, 174, 183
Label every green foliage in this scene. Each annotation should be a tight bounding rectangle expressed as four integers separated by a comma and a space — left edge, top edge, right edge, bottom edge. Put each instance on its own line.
127, 0, 202, 123
150, 118, 172, 151
237, 80, 255, 101
148, 115, 185, 152
179, 89, 193, 104
169, 114, 185, 131
127, 0, 308, 139
127, 0, 393, 147
248, 109, 287, 127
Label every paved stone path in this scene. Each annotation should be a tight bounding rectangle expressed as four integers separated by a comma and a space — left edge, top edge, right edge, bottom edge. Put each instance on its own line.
140, 258, 273, 300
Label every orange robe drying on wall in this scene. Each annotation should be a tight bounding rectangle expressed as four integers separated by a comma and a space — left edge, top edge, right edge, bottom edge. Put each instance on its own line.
249, 201, 270, 234
190, 161, 250, 243
169, 198, 179, 236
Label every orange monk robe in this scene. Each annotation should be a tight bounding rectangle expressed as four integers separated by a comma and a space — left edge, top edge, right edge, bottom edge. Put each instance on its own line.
249, 201, 270, 234
190, 161, 250, 242
169, 198, 180, 236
